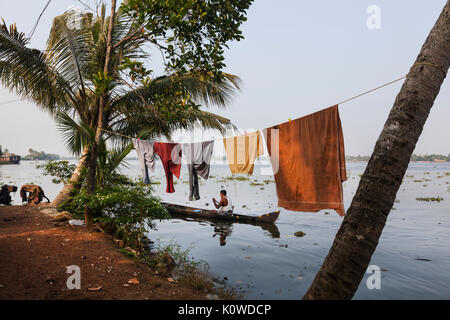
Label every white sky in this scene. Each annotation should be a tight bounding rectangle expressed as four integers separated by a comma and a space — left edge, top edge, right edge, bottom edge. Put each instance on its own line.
0, 0, 449, 157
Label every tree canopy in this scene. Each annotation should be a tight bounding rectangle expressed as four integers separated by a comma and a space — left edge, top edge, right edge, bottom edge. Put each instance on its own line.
121, 0, 253, 77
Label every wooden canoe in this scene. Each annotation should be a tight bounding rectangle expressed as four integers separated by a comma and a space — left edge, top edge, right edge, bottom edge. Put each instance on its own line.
162, 202, 280, 224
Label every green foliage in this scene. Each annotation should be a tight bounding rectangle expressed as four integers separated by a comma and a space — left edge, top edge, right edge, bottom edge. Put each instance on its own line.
150, 240, 208, 275
121, 0, 253, 78
62, 183, 169, 249
92, 71, 113, 95
120, 57, 152, 83
294, 231, 306, 237
148, 240, 242, 298
1, 8, 242, 162
37, 160, 77, 184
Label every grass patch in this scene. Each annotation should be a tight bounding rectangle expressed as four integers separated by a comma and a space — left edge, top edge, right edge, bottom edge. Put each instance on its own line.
249, 182, 264, 186
119, 248, 138, 259
147, 241, 242, 299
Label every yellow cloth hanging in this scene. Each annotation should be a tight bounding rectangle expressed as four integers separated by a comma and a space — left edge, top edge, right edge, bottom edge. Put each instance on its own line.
223, 130, 264, 175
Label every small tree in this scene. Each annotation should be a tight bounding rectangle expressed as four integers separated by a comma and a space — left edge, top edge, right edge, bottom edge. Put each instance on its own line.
1, 1, 250, 228
83, 0, 253, 229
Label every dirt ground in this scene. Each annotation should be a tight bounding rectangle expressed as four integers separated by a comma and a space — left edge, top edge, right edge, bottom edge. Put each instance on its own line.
0, 205, 206, 300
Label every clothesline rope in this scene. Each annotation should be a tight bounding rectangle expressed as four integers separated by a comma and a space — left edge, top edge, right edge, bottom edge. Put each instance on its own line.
101, 74, 409, 142
334, 75, 406, 106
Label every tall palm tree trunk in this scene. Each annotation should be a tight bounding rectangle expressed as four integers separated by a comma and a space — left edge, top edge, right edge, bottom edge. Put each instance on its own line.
51, 146, 88, 207
304, 1, 450, 300
84, 0, 117, 230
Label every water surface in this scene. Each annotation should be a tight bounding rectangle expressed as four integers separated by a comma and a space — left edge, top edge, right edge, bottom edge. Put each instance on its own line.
2, 161, 450, 299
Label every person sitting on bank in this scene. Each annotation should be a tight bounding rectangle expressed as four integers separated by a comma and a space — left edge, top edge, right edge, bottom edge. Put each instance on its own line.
212, 190, 233, 215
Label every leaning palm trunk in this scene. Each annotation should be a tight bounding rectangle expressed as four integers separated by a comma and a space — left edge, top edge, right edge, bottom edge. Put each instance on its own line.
304, 1, 450, 300
51, 147, 89, 207
84, 0, 117, 230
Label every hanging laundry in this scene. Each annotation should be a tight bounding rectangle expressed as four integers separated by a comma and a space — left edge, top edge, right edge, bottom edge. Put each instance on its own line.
223, 130, 264, 175
154, 142, 182, 193
183, 141, 214, 201
263, 105, 347, 216
132, 138, 155, 184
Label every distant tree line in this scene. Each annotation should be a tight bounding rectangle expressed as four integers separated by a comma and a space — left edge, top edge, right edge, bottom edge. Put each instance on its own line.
346, 154, 450, 162
0, 145, 9, 155
22, 148, 60, 161
410, 154, 450, 161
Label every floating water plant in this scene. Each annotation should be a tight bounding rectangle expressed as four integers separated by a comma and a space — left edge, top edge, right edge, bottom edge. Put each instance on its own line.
294, 231, 306, 237
416, 197, 444, 202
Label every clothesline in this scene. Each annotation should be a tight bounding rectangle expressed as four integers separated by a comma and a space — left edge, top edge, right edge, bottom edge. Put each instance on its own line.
101, 74, 408, 142
334, 75, 406, 105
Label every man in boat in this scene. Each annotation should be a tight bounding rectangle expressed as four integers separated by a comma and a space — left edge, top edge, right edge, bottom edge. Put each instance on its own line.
20, 184, 50, 206
212, 189, 233, 215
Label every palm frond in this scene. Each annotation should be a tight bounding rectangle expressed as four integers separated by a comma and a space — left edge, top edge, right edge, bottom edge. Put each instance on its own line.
55, 111, 95, 156
0, 21, 74, 114
111, 72, 241, 112
46, 12, 96, 97
107, 143, 133, 171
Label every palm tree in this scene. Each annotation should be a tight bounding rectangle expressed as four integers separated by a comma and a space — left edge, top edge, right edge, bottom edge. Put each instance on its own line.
0, 7, 241, 212
304, 0, 450, 299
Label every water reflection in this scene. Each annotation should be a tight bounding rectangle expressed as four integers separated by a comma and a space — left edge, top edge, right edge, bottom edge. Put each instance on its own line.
171, 214, 280, 247
213, 224, 232, 246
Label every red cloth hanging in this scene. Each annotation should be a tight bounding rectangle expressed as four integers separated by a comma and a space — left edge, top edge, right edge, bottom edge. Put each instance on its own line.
154, 142, 182, 193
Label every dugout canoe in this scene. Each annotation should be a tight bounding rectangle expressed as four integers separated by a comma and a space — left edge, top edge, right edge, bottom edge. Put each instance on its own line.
162, 202, 280, 224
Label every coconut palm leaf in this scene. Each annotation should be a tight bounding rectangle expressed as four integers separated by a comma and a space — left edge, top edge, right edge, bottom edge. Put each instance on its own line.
111, 72, 241, 113
46, 12, 96, 98
55, 111, 95, 156
0, 22, 74, 114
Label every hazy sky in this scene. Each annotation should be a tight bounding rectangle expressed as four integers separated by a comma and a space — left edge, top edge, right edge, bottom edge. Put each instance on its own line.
0, 0, 449, 157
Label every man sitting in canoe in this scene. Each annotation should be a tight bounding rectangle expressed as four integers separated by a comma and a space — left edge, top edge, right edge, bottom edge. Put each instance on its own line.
212, 190, 233, 215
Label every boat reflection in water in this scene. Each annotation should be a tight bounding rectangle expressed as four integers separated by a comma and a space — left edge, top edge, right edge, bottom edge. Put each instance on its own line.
170, 214, 281, 247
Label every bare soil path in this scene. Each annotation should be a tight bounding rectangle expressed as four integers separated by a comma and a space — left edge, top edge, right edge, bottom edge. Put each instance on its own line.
0, 206, 205, 300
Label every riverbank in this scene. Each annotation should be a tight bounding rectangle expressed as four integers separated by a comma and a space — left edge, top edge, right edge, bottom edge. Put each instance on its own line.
0, 205, 208, 300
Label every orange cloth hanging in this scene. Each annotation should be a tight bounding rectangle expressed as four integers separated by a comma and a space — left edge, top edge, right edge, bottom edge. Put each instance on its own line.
263, 105, 347, 216
223, 130, 264, 175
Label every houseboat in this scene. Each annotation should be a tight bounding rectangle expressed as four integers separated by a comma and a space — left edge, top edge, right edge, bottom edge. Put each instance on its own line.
0, 152, 21, 164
